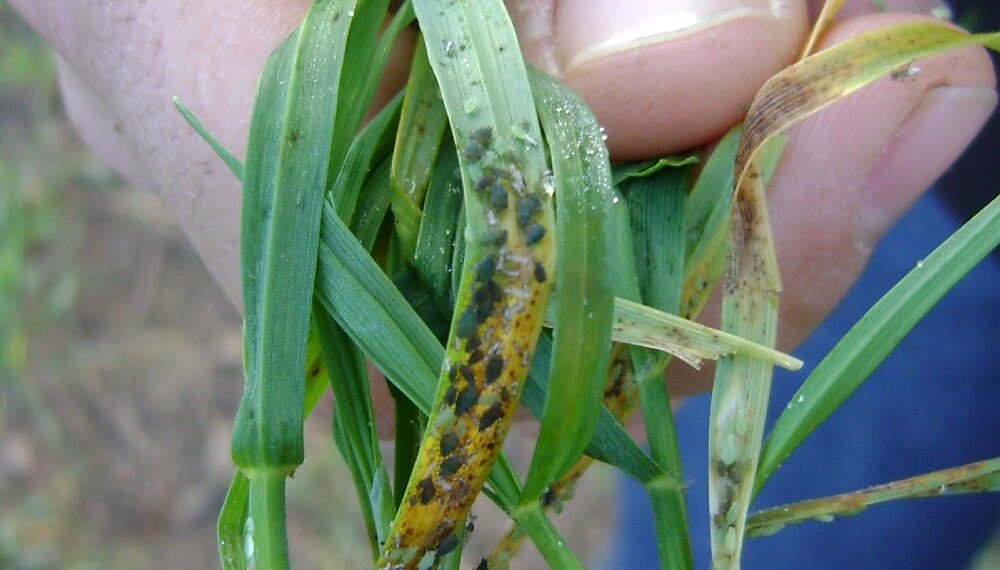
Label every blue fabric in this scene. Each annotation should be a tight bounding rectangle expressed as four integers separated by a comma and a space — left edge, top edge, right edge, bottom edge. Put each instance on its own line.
607, 193, 1000, 569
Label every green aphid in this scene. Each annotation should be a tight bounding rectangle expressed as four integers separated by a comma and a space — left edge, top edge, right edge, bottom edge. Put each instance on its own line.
440, 431, 460, 456
475, 254, 497, 282
489, 184, 508, 210
524, 222, 546, 245
455, 384, 480, 415
437, 534, 460, 556
470, 126, 494, 147
434, 406, 456, 430
484, 355, 503, 384
533, 261, 546, 283
417, 551, 437, 570
456, 307, 478, 338
515, 194, 541, 226
478, 403, 503, 430
440, 455, 463, 477
463, 96, 480, 115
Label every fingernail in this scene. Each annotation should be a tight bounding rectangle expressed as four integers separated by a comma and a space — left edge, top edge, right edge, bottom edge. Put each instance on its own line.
557, 0, 787, 73
855, 85, 997, 249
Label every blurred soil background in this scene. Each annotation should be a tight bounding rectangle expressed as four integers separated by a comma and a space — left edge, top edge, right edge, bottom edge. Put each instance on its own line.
0, 4, 615, 568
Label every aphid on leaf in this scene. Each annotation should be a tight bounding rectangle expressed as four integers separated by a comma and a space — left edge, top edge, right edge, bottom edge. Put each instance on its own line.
463, 140, 486, 161
440, 432, 460, 456
478, 403, 503, 430
489, 184, 509, 210
437, 534, 460, 556
456, 307, 478, 339
470, 126, 494, 146
515, 194, 541, 226
524, 222, 546, 245
475, 175, 494, 193
455, 384, 480, 415
533, 261, 546, 283
440, 455, 463, 477
484, 355, 503, 384
475, 254, 497, 282
418, 477, 436, 505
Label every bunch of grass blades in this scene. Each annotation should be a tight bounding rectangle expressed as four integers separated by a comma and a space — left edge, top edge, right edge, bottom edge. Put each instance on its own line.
172, 0, 1000, 568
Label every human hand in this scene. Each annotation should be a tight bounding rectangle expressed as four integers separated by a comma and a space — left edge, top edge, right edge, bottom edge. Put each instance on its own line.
10, 0, 995, 395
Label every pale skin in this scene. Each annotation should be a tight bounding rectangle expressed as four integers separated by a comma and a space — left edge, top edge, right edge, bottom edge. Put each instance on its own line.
10, 0, 996, 400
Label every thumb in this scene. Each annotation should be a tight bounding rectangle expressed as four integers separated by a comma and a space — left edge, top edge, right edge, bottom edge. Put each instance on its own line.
508, 0, 810, 159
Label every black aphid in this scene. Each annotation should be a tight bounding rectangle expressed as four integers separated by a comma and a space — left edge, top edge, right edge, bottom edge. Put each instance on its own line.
475, 175, 493, 192
418, 477, 436, 505
437, 534, 460, 556
484, 355, 503, 384
455, 384, 480, 415
540, 488, 557, 508
489, 184, 508, 210
460, 364, 475, 382
440, 432, 460, 456
475, 254, 497, 282
515, 194, 541, 226
469, 348, 484, 363
524, 222, 546, 245
463, 141, 485, 161
484, 165, 508, 180
443, 386, 457, 405
478, 403, 503, 430
470, 126, 494, 146
465, 334, 481, 354
533, 261, 546, 283
456, 307, 478, 338
483, 229, 507, 247
439, 455, 463, 477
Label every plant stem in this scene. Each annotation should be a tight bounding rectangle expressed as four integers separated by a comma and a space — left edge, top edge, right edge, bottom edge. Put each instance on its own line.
247, 469, 290, 570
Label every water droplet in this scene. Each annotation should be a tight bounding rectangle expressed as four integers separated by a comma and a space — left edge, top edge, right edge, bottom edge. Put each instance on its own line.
442, 38, 457, 57
916, 260, 925, 269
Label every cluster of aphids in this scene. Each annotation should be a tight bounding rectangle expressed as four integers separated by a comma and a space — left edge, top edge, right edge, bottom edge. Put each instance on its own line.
387, 123, 555, 568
